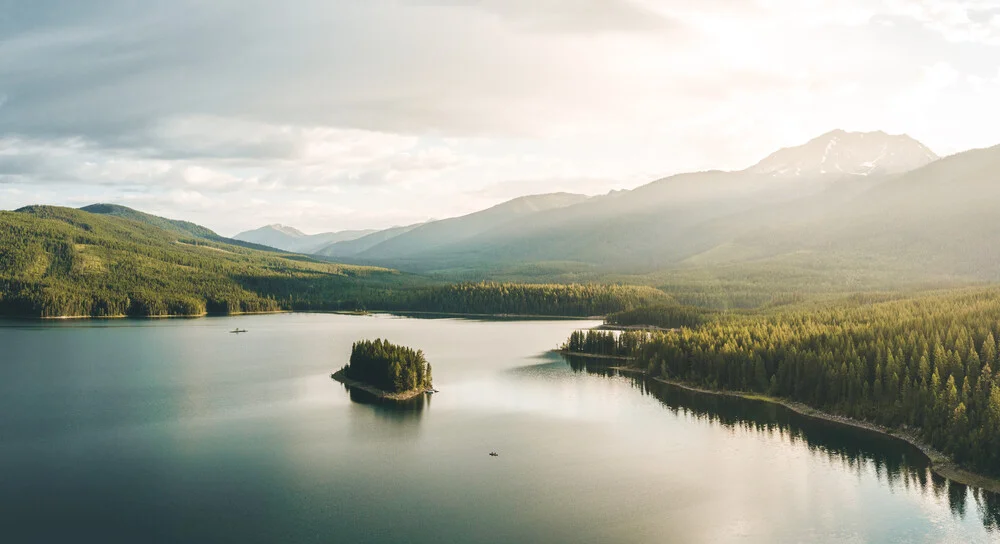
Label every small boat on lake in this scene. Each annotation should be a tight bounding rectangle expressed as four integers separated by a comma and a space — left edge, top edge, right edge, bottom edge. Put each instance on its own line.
489, 452, 498, 457
230, 328, 248, 334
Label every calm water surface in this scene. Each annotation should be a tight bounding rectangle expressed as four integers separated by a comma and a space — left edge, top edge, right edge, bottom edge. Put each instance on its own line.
0, 313, 997, 543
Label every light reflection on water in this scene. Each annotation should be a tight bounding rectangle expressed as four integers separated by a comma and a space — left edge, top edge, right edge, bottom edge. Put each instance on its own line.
564, 354, 1000, 535
0, 314, 996, 543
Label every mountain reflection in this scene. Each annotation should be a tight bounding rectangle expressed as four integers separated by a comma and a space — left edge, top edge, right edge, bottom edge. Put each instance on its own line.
563, 354, 1000, 532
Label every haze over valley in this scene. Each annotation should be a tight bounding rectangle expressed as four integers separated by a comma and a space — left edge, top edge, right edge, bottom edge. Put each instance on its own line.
230, 129, 1000, 299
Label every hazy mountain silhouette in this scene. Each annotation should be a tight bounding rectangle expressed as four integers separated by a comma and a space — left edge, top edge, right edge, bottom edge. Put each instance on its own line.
329, 131, 1000, 282
234, 224, 376, 253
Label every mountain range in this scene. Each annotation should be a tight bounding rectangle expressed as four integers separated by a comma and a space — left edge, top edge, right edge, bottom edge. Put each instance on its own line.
233, 224, 377, 254
8, 127, 1000, 313
237, 129, 987, 282
322, 192, 590, 260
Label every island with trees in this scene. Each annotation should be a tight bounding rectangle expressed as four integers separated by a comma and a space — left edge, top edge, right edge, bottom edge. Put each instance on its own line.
332, 339, 434, 400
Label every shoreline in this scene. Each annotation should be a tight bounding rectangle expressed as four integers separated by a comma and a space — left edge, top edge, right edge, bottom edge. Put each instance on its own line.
607, 365, 1000, 494
17, 310, 600, 321
33, 310, 292, 320
353, 310, 602, 320
330, 369, 432, 401
596, 324, 678, 332
553, 349, 632, 361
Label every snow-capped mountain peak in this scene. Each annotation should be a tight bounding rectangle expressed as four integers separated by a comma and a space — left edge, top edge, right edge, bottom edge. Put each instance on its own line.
747, 130, 939, 178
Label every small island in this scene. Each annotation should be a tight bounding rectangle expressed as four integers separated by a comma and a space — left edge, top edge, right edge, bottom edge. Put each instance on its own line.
331, 338, 434, 400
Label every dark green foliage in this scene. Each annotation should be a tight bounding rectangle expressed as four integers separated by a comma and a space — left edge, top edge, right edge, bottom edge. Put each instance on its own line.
0, 206, 405, 317
598, 288, 1000, 476
606, 304, 711, 329
1, 207, 661, 318
78, 203, 281, 252
563, 330, 649, 358
393, 282, 671, 316
342, 339, 432, 393
78, 204, 218, 239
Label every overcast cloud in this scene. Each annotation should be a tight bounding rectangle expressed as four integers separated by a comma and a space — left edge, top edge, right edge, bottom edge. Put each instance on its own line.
1, 0, 999, 234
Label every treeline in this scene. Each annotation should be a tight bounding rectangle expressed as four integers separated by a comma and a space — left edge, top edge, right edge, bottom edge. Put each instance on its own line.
342, 339, 433, 393
563, 330, 649, 358
389, 282, 671, 316
616, 288, 1000, 477
606, 304, 711, 329
245, 280, 670, 317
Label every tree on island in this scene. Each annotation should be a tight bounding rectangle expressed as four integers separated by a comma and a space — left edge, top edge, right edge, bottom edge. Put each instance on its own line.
341, 339, 433, 394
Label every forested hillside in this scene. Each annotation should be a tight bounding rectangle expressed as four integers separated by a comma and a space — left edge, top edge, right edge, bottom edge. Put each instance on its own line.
80, 204, 279, 252
0, 206, 667, 317
570, 288, 1000, 477
388, 282, 671, 316
605, 304, 712, 329
0, 206, 408, 317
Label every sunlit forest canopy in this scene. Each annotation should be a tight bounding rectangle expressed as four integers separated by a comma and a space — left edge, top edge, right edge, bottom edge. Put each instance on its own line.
0, 206, 404, 317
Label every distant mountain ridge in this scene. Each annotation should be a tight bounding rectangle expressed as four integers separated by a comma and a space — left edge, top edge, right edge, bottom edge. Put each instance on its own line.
317, 223, 423, 258
243, 192, 589, 258
353, 192, 590, 260
234, 224, 377, 253
310, 129, 1000, 284
748, 130, 938, 178
71, 130, 1000, 290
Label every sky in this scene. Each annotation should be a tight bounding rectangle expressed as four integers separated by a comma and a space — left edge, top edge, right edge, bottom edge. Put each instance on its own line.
1, 0, 999, 236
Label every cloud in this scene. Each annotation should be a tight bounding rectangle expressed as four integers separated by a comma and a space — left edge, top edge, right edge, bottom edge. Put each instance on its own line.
882, 0, 1000, 44
2, 0, 1000, 234
0, 124, 459, 193
409, 0, 674, 33
0, 1, 652, 140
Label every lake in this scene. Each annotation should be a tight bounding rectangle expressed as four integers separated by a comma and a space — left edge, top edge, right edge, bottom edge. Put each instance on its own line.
1, 313, 997, 543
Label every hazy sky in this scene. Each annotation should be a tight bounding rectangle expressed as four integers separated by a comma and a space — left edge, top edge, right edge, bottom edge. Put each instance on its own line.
2, 0, 999, 235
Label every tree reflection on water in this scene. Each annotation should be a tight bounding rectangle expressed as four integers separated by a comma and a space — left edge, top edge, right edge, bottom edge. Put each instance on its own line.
563, 354, 1000, 533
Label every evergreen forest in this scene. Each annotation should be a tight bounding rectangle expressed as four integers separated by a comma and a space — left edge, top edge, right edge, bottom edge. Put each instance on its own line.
341, 339, 433, 394
564, 288, 1000, 476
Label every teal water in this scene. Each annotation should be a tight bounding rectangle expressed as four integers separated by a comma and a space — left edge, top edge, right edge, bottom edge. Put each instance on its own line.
0, 313, 997, 543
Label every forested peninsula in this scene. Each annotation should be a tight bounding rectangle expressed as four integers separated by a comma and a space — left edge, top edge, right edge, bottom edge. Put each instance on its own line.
332, 339, 434, 400
562, 289, 1000, 491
